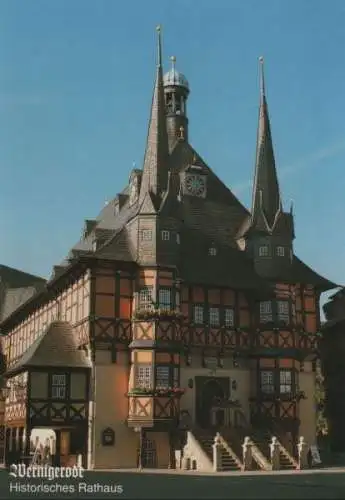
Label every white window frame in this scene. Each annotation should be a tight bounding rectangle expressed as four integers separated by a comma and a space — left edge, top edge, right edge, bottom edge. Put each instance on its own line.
260, 370, 274, 394
161, 230, 170, 241
136, 365, 152, 389
280, 370, 292, 394
259, 245, 269, 257
156, 366, 170, 389
52, 374, 66, 399
209, 307, 220, 327
141, 229, 152, 241
158, 288, 172, 310
224, 308, 234, 327
277, 300, 290, 323
193, 305, 204, 324
277, 246, 285, 257
209, 247, 217, 256
260, 301, 273, 322
138, 287, 153, 310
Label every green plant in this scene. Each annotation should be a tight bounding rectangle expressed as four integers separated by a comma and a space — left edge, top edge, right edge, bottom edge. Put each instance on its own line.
315, 361, 328, 436
127, 387, 186, 397
132, 308, 185, 321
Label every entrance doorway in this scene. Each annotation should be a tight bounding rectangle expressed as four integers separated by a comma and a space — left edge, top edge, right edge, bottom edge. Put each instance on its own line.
195, 377, 230, 429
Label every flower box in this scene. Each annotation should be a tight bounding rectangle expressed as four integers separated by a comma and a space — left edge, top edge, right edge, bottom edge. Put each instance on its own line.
127, 387, 186, 397
132, 309, 185, 321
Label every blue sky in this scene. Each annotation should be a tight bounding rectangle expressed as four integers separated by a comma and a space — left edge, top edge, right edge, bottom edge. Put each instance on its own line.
0, 0, 344, 306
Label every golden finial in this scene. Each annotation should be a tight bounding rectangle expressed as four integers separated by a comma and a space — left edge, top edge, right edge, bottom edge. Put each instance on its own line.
259, 56, 265, 97
179, 126, 185, 140
156, 25, 162, 67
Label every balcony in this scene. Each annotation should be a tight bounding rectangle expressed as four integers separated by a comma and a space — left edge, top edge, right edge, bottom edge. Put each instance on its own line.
127, 388, 184, 429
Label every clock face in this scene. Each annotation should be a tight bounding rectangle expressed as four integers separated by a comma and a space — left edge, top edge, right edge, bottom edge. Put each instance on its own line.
185, 174, 206, 197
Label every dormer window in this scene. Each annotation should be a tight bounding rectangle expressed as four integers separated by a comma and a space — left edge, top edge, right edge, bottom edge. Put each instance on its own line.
209, 247, 217, 256
161, 230, 170, 241
277, 246, 285, 257
259, 245, 269, 257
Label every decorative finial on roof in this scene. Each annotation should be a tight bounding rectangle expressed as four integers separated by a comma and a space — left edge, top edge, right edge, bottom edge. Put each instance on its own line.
156, 25, 162, 68
259, 56, 265, 98
170, 55, 176, 70
179, 125, 185, 140
132, 161, 136, 168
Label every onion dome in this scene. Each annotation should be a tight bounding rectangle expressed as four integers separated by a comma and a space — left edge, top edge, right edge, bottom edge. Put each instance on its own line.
163, 56, 189, 90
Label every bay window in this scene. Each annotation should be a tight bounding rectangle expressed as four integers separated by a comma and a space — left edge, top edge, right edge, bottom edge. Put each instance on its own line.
155, 365, 179, 389
138, 287, 153, 310
156, 366, 170, 388
158, 288, 172, 309
136, 365, 152, 389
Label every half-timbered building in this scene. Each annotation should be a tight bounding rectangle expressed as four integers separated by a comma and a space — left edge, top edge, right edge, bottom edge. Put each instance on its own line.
0, 27, 337, 470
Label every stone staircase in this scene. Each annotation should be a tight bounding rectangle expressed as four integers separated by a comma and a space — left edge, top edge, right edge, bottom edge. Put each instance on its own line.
252, 429, 298, 470
195, 431, 242, 471
278, 445, 297, 470
252, 430, 271, 462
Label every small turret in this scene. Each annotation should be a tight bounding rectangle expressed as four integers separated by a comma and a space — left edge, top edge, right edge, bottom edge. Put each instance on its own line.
163, 56, 190, 149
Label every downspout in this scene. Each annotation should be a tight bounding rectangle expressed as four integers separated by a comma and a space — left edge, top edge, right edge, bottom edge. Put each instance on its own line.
88, 268, 97, 469
90, 351, 96, 469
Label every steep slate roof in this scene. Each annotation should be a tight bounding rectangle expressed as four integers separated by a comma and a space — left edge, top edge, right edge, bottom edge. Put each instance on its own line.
0, 265, 46, 321
251, 58, 281, 229
138, 26, 170, 211
238, 58, 288, 238
5, 321, 92, 377
180, 228, 267, 290
4, 34, 335, 324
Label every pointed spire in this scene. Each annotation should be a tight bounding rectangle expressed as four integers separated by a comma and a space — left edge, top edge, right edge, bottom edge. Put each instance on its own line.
139, 25, 170, 208
251, 56, 282, 229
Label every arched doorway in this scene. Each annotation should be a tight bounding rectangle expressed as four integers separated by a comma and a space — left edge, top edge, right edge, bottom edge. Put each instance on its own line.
197, 379, 225, 429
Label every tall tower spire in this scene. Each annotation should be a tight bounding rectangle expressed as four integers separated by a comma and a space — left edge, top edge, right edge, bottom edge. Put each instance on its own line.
139, 25, 170, 208
251, 56, 282, 230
